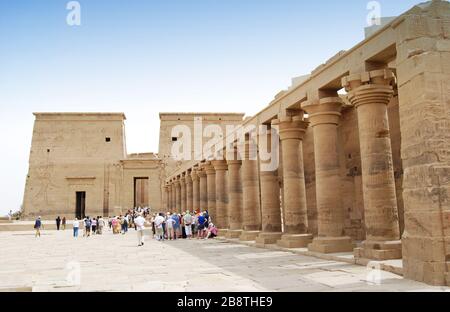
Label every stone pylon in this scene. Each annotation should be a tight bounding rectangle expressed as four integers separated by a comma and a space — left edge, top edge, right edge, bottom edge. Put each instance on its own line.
302, 98, 354, 253
273, 116, 313, 248
342, 69, 401, 260
256, 126, 283, 246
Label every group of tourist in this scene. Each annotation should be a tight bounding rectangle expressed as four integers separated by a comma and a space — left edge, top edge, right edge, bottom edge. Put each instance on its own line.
55, 216, 67, 231
150, 210, 218, 242
72, 216, 106, 237
33, 215, 68, 237
33, 207, 219, 247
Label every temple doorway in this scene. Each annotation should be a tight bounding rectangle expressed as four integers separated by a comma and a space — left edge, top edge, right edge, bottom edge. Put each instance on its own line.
134, 178, 149, 208
76, 191, 86, 219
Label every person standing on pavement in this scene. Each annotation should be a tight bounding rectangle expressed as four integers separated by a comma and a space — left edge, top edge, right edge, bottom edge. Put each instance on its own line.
166, 213, 175, 240
97, 216, 105, 235
154, 213, 165, 241
62, 217, 66, 230
56, 216, 61, 231
91, 217, 97, 235
197, 213, 206, 239
134, 213, 147, 247
73, 218, 80, 238
183, 211, 193, 239
172, 213, 180, 240
84, 217, 92, 237
34, 216, 43, 238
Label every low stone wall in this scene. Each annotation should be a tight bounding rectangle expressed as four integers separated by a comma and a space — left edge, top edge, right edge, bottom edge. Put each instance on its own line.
0, 222, 74, 232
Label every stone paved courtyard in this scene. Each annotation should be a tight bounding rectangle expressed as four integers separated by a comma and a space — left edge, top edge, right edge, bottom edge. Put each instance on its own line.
0, 229, 448, 292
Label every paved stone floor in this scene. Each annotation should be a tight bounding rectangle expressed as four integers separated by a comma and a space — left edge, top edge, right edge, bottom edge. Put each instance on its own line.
0, 229, 449, 292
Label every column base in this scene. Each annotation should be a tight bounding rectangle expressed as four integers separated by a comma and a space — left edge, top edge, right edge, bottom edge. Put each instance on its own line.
226, 230, 243, 239
217, 229, 229, 237
354, 240, 402, 260
277, 234, 313, 248
239, 231, 261, 241
255, 232, 283, 247
308, 236, 354, 254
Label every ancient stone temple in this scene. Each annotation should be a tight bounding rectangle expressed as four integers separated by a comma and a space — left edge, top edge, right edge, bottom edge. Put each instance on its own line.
162, 1, 450, 287
23, 1, 450, 287
22, 113, 244, 220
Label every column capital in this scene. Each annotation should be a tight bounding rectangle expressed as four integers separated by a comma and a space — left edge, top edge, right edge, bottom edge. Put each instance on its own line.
342, 69, 395, 109
197, 168, 207, 178
301, 97, 343, 127
272, 116, 309, 141
191, 168, 200, 181
227, 159, 242, 166
211, 160, 228, 171
180, 174, 186, 184
203, 161, 216, 175
185, 172, 193, 184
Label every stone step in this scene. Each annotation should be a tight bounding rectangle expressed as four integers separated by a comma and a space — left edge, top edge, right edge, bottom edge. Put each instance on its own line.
0, 220, 13, 224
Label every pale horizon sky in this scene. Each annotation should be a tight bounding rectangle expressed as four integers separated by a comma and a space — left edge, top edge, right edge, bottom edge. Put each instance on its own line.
0, 0, 423, 215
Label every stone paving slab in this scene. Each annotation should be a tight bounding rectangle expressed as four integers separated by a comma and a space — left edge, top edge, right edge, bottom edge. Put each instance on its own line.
0, 229, 449, 292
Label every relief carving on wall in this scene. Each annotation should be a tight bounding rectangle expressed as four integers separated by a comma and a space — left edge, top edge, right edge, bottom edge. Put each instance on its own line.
33, 162, 58, 205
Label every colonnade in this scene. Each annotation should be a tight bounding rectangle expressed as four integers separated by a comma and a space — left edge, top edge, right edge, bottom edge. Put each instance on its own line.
164, 69, 402, 260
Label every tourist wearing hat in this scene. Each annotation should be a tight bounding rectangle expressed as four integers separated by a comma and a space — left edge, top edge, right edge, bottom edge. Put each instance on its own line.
34, 216, 43, 238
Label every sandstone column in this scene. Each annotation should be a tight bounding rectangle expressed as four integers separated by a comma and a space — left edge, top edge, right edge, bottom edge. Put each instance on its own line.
212, 160, 229, 234
302, 98, 354, 253
170, 181, 176, 212
167, 182, 172, 211
256, 127, 283, 246
180, 174, 187, 213
199, 168, 208, 211
239, 135, 262, 241
191, 168, 200, 212
205, 162, 217, 222
273, 116, 313, 248
164, 184, 170, 211
175, 178, 181, 214
342, 69, 401, 260
226, 151, 243, 239
186, 170, 193, 213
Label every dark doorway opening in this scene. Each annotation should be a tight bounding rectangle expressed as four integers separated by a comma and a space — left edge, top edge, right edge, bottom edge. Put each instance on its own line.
134, 178, 149, 208
76, 192, 86, 219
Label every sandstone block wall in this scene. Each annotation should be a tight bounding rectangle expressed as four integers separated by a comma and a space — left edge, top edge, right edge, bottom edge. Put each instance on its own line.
23, 113, 127, 219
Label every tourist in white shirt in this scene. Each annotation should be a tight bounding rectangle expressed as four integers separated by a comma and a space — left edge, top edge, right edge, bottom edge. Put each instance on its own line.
134, 214, 147, 247
73, 218, 80, 238
166, 214, 176, 240
154, 213, 166, 241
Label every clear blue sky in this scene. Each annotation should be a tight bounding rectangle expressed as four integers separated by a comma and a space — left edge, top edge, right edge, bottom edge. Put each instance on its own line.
0, 0, 423, 215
